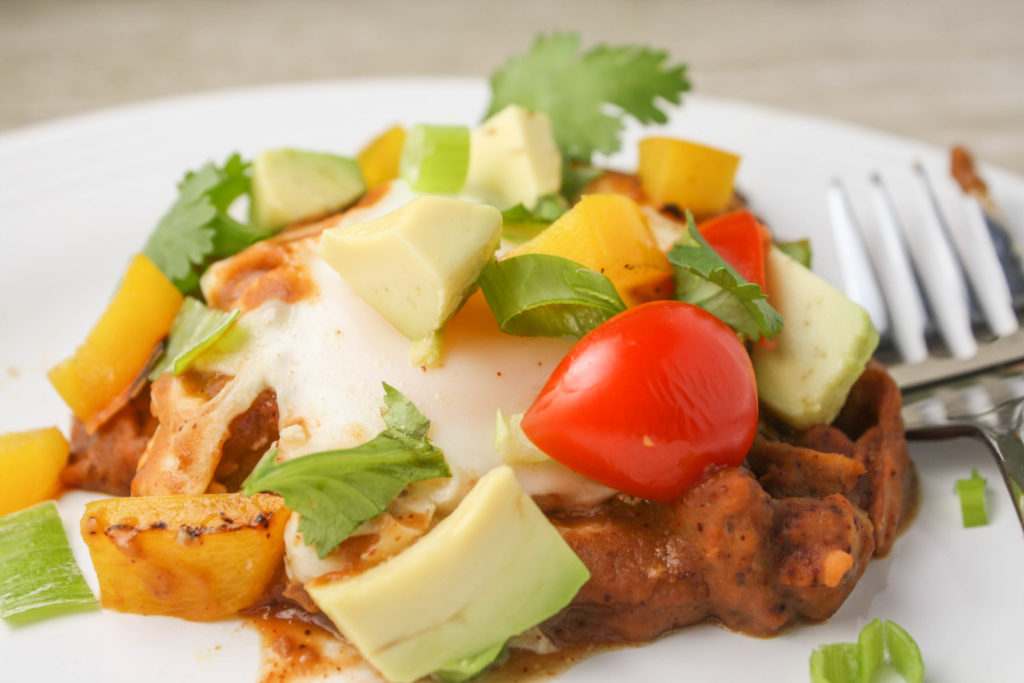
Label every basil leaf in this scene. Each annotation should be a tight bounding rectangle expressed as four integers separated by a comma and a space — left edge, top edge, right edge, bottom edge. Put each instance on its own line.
478, 254, 626, 338
241, 384, 450, 558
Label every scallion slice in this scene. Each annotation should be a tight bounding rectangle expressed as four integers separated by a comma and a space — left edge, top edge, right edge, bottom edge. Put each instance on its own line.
149, 297, 240, 380
857, 618, 884, 683
809, 619, 924, 683
478, 254, 625, 338
955, 468, 988, 527
399, 124, 470, 193
0, 501, 96, 620
885, 621, 924, 683
810, 643, 860, 683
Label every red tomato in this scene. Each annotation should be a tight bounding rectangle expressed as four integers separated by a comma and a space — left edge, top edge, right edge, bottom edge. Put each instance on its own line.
520, 300, 758, 503
699, 210, 771, 291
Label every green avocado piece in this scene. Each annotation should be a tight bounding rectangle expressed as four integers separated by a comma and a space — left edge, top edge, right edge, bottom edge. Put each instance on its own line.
317, 195, 502, 345
305, 466, 590, 683
250, 148, 365, 231
752, 246, 879, 429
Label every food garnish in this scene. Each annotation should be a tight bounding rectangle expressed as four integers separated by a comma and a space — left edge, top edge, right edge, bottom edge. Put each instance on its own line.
478, 253, 625, 338
399, 124, 471, 193
148, 297, 240, 380
955, 468, 989, 527
0, 501, 96, 620
142, 154, 264, 292
810, 618, 924, 683
487, 32, 690, 163
241, 384, 450, 558
668, 214, 782, 342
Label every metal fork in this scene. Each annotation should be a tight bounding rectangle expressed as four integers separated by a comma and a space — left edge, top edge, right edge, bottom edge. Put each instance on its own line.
826, 159, 1024, 532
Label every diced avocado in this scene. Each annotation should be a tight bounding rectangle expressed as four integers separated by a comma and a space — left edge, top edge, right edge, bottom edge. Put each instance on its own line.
317, 195, 502, 345
305, 466, 590, 683
495, 409, 550, 464
250, 148, 365, 231
465, 104, 561, 209
752, 247, 879, 429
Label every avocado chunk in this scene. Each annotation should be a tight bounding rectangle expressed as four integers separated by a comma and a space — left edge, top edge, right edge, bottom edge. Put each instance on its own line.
752, 247, 879, 429
305, 466, 590, 683
317, 195, 502, 346
251, 148, 365, 231
464, 104, 562, 209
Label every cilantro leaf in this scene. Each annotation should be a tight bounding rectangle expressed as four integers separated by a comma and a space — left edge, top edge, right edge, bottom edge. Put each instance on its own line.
241, 384, 450, 558
148, 297, 240, 381
487, 33, 691, 162
143, 154, 270, 293
667, 213, 783, 342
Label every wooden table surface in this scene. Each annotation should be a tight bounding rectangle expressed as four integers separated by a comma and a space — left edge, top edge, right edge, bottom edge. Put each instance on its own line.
2, 0, 1022, 174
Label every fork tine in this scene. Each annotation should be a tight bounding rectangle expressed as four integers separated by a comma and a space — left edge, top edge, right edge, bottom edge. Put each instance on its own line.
826, 179, 890, 334
863, 174, 929, 363
958, 193, 1020, 336
906, 164, 977, 359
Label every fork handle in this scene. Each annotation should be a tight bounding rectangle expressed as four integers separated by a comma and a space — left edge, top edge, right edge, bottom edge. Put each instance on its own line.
975, 399, 1024, 531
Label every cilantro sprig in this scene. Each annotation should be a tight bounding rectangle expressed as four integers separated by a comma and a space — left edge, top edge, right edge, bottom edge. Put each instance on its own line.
668, 213, 783, 342
241, 384, 450, 558
487, 33, 691, 163
143, 154, 271, 293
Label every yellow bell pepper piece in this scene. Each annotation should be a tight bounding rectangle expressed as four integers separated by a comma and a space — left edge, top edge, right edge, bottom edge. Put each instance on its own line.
357, 125, 406, 189
509, 194, 673, 306
638, 137, 740, 218
0, 427, 69, 516
48, 253, 183, 433
81, 493, 288, 621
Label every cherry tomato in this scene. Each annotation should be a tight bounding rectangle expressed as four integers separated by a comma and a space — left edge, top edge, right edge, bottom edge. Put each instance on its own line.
699, 210, 771, 291
520, 300, 757, 503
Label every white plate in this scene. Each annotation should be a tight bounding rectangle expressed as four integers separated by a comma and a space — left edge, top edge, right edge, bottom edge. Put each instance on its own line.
1, 79, 1021, 682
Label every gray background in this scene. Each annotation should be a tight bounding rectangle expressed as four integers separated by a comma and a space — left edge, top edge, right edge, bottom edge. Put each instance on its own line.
3, 0, 1022, 173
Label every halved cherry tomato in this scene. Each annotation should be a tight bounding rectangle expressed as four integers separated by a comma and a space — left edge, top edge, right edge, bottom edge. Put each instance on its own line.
520, 300, 758, 503
699, 210, 771, 291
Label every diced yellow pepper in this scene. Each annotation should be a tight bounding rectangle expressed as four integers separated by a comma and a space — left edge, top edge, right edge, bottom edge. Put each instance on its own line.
357, 125, 407, 189
638, 137, 740, 218
48, 253, 183, 433
81, 493, 288, 621
509, 194, 674, 306
0, 427, 69, 516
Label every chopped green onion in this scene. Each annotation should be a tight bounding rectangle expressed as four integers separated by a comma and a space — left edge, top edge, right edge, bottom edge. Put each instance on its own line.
0, 501, 97, 621
810, 643, 860, 683
857, 618, 884, 683
809, 619, 924, 683
776, 238, 812, 269
149, 297, 240, 380
955, 468, 988, 527
885, 621, 924, 683
478, 254, 626, 338
400, 124, 470, 193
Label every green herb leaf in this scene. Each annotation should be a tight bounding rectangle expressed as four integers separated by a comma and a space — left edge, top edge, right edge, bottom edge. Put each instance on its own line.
148, 297, 240, 381
667, 213, 783, 342
478, 254, 626, 338
776, 238, 812, 269
559, 160, 603, 203
143, 154, 271, 292
499, 194, 567, 244
0, 501, 97, 621
241, 384, 450, 558
487, 33, 691, 162
955, 467, 989, 527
